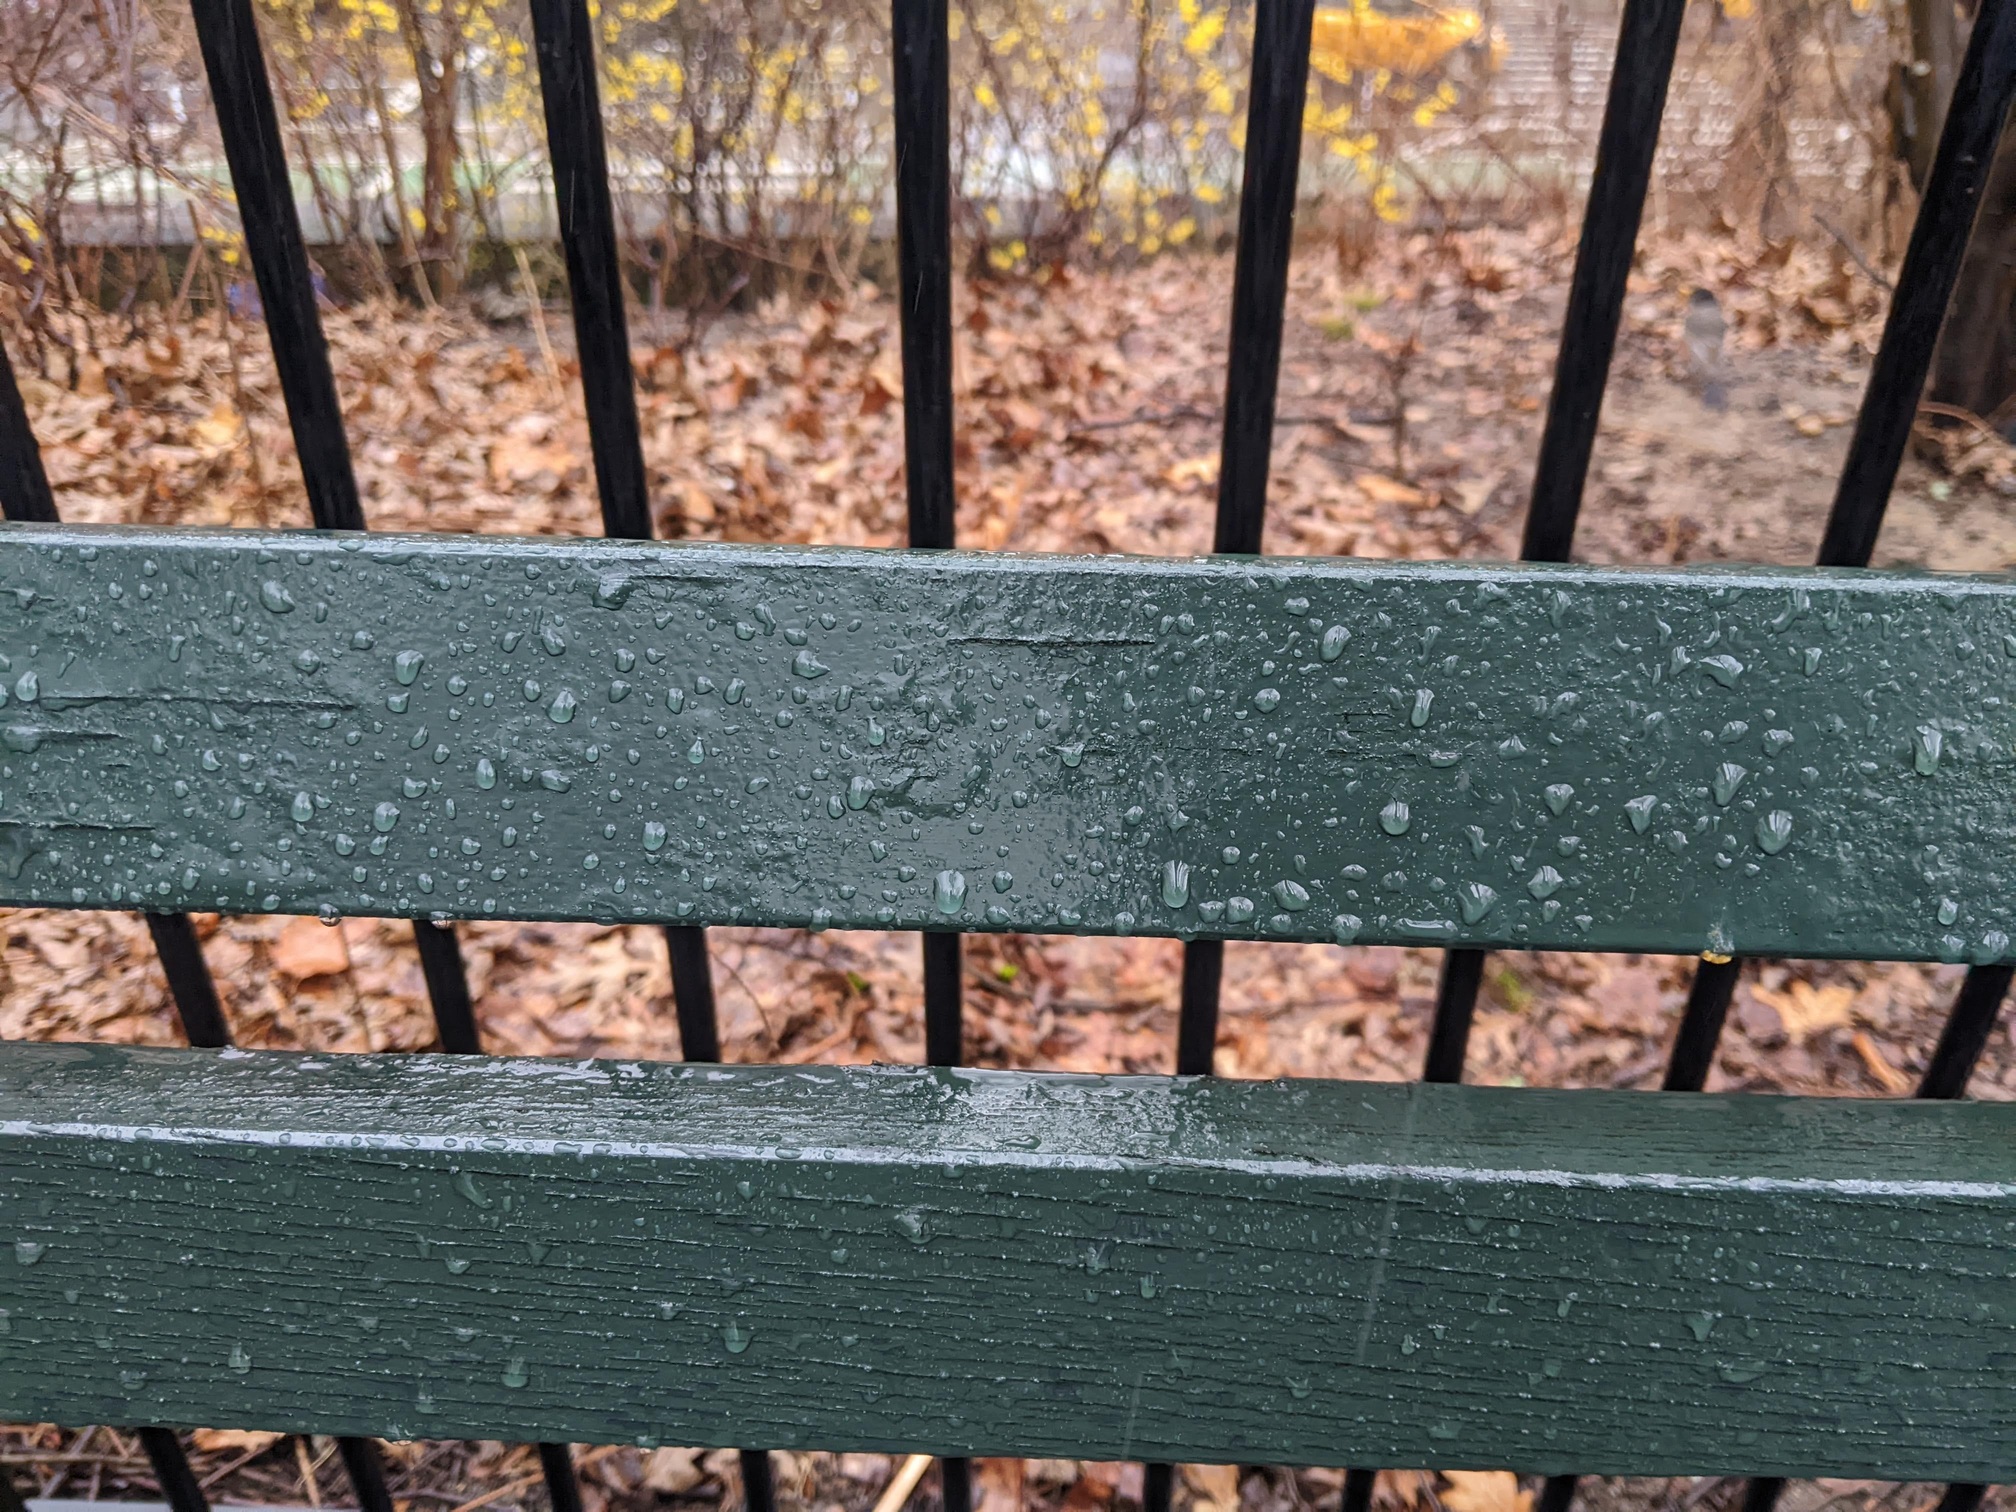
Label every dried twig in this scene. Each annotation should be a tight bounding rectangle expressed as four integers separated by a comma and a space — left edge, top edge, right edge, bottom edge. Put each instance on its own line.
1067, 403, 1219, 436
868, 1454, 935, 1512
1679, 1476, 1736, 1510
437, 1445, 622, 1512
514, 245, 563, 395
1066, 405, 1366, 440
1917, 399, 2003, 442
196, 1442, 282, 1492
1812, 211, 1893, 293
294, 1434, 322, 1509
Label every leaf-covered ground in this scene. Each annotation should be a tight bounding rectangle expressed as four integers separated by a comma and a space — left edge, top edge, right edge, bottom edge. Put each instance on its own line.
2, 225, 2011, 1512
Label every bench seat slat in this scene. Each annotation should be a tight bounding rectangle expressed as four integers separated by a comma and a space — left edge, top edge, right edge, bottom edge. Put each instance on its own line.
2, 522, 2013, 961
0, 1042, 2010, 1477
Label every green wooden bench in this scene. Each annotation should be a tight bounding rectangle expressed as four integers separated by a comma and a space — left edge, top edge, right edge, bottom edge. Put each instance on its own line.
3, 529, 2015, 1494
5, 0, 2016, 1506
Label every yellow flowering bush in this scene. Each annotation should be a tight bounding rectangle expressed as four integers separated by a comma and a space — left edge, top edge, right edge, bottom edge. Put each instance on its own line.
84, 0, 1508, 303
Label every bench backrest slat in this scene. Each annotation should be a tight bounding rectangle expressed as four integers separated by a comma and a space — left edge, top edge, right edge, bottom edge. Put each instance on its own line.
2, 523, 2010, 965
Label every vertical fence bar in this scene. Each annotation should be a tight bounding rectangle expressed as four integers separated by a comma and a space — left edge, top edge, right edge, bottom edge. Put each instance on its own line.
523, 0, 728, 1078
893, 0, 956, 552
738, 1451, 777, 1512
138, 1427, 212, 1512
890, 2, 967, 1505
1174, 939, 1224, 1075
186, 0, 362, 533
1918, 961, 2007, 1097
537, 1444, 585, 1512
184, 0, 485, 1053
1422, 0, 1690, 1096
1421, 947, 1485, 1084
1153, 5, 1317, 1508
923, 932, 964, 1066
891, 0, 963, 1072
144, 915, 232, 1051
436, 992, 595, 1512
1174, 0, 1319, 1087
1212, 0, 1319, 550
1532, 19, 2016, 1505
1821, 0, 2016, 570
519, 2, 773, 1508
1919, 964, 2014, 1099
335, 1436, 399, 1512
660, 920, 765, 1506
1, 338, 399, 1512
1653, 0, 2016, 1324
1793, 58, 2016, 1470
662, 927, 724, 1060
1395, 2, 1687, 1506
0, 341, 57, 524
126, 928, 235, 1506
154, 903, 394, 1512
664, 924, 723, 1062
655, 928, 746, 1512
1659, 958, 1739, 1091
0, 369, 220, 1507
1426, 949, 1486, 1074
1519, 0, 1689, 561
1818, 0, 2016, 1190
525, 0, 652, 544
180, 1, 559, 1505
1532, 1472, 1580, 1512
415, 920, 484, 1055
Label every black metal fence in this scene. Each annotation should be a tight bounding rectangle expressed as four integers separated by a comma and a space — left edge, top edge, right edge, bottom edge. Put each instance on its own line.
3, 0, 2016, 1508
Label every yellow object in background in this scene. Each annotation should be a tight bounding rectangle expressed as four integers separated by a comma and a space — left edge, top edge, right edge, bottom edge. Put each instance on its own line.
1308, 0, 1498, 81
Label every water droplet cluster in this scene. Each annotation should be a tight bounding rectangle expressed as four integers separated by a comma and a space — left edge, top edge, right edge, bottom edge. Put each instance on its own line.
0, 529, 2005, 962
0, 1047, 1980, 1464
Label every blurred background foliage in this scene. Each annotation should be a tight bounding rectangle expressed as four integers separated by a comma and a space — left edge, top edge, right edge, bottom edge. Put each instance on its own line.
0, 0, 1966, 333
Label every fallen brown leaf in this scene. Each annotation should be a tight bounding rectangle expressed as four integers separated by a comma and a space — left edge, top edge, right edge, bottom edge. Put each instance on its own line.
1751, 979, 1856, 1044
488, 429, 580, 488
1440, 1470, 1532, 1512
1356, 470, 1429, 506
1064, 1462, 1119, 1512
1852, 1029, 1912, 1093
642, 1447, 706, 1495
1180, 1463, 1240, 1512
271, 917, 352, 980
191, 1428, 284, 1454
975, 1459, 1026, 1512
1455, 468, 1506, 515
1376, 1470, 1431, 1510
191, 399, 243, 450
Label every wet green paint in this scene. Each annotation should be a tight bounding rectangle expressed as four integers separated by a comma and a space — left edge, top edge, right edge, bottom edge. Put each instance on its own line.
2, 523, 2015, 959
0, 1044, 2010, 1476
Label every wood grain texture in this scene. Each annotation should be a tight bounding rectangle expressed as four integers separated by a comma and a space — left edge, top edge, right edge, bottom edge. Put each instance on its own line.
3, 523, 2016, 960
0, 1041, 2012, 1477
